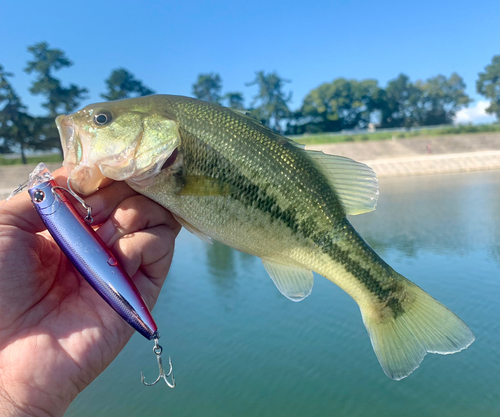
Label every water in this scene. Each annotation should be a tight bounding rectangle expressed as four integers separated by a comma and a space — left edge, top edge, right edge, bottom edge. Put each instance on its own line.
66, 170, 499, 417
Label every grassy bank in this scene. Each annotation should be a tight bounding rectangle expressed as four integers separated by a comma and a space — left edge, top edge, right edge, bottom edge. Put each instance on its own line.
0, 124, 498, 165
0, 153, 63, 166
293, 123, 500, 145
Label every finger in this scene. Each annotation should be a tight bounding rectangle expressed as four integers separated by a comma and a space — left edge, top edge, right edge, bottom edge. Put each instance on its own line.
52, 168, 138, 226
0, 166, 80, 232
96, 195, 181, 247
0, 166, 71, 232
0, 187, 46, 233
112, 226, 177, 300
96, 196, 181, 307
0, 168, 132, 233
76, 182, 138, 225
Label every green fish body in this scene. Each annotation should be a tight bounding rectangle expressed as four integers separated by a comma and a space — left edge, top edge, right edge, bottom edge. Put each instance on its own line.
57, 95, 474, 380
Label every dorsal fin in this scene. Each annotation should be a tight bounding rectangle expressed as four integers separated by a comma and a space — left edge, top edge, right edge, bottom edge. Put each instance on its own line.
306, 151, 379, 215
225, 106, 376, 214
227, 108, 252, 117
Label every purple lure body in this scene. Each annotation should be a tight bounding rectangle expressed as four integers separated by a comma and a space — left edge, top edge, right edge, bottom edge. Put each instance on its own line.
28, 177, 158, 340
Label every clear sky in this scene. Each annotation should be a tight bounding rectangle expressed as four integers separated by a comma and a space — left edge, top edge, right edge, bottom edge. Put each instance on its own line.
1, 0, 498, 123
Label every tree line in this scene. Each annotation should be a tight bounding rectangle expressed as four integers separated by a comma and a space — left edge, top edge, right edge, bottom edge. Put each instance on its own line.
1, 41, 499, 163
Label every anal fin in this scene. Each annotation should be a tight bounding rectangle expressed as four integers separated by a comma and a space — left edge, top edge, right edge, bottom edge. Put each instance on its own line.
261, 258, 314, 302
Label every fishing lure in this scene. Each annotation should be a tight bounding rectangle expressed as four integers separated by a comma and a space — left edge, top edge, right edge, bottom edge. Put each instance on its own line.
27, 163, 174, 388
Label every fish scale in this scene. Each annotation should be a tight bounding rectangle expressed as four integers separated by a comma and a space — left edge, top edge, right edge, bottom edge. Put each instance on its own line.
57, 94, 474, 381
160, 101, 391, 305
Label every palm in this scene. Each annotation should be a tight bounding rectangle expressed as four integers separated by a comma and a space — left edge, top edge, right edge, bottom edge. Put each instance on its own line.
0, 171, 179, 416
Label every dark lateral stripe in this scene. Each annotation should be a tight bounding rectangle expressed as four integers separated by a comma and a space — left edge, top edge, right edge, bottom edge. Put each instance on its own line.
181, 128, 306, 234
318, 233, 403, 315
181, 131, 403, 315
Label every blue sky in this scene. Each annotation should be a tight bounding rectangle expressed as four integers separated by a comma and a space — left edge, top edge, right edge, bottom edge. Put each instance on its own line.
1, 0, 498, 123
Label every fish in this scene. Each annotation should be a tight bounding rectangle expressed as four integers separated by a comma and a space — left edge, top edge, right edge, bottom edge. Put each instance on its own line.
56, 94, 474, 380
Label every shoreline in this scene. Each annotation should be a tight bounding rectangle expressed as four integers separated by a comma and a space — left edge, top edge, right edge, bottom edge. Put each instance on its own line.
361, 150, 500, 178
306, 132, 500, 178
1, 134, 499, 199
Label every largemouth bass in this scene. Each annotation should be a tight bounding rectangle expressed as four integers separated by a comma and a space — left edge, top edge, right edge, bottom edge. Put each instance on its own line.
56, 95, 474, 380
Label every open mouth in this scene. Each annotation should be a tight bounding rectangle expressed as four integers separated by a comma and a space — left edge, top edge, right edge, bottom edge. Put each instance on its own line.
56, 115, 75, 161
55, 115, 106, 196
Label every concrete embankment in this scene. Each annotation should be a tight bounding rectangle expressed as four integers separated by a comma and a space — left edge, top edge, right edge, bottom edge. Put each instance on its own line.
0, 133, 499, 200
306, 132, 500, 177
0, 162, 62, 200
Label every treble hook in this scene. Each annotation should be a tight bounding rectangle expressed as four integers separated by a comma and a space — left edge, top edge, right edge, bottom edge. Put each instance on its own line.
141, 338, 175, 388
66, 178, 93, 224
51, 178, 94, 224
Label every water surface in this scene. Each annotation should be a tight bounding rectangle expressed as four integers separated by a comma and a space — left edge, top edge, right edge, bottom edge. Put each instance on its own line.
67, 170, 499, 417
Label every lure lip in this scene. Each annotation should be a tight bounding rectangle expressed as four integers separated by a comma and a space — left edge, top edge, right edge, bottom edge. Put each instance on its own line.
28, 163, 158, 340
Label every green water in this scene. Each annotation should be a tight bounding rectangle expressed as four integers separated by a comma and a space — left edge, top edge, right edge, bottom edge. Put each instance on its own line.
66, 170, 499, 417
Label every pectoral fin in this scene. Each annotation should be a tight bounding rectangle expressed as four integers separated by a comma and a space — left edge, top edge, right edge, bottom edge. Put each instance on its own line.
173, 214, 213, 244
261, 258, 314, 302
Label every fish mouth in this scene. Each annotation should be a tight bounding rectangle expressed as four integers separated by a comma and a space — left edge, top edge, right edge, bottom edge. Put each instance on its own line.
68, 165, 107, 196
56, 114, 107, 196
55, 114, 180, 196
56, 115, 75, 161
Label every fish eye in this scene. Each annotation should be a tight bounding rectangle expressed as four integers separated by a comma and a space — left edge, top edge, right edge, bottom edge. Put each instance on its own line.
94, 111, 113, 126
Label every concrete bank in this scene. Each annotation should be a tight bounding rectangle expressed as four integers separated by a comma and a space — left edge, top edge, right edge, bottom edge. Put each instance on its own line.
0, 133, 499, 199
306, 132, 500, 178
0, 162, 62, 200
361, 150, 500, 177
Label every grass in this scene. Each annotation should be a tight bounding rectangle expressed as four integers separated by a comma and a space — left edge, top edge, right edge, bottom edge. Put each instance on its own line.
0, 153, 63, 166
292, 123, 500, 145
0, 123, 498, 165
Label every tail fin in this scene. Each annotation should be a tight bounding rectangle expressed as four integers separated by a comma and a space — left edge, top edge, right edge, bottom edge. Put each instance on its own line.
361, 282, 475, 380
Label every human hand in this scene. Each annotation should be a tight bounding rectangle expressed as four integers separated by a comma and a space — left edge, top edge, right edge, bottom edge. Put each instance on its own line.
0, 167, 181, 417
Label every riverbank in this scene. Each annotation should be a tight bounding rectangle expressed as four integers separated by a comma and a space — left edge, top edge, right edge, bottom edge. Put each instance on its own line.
293, 123, 499, 145
1, 133, 499, 199
361, 150, 500, 177
306, 132, 500, 177
0, 162, 62, 200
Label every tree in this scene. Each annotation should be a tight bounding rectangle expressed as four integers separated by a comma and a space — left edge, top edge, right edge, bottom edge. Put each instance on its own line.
224, 91, 245, 110
192, 73, 222, 104
414, 73, 470, 125
377, 73, 470, 128
24, 42, 88, 156
284, 109, 309, 135
377, 74, 421, 128
300, 82, 341, 132
246, 71, 291, 133
0, 65, 43, 164
301, 78, 381, 132
101, 68, 155, 101
476, 55, 500, 120
25, 42, 88, 116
